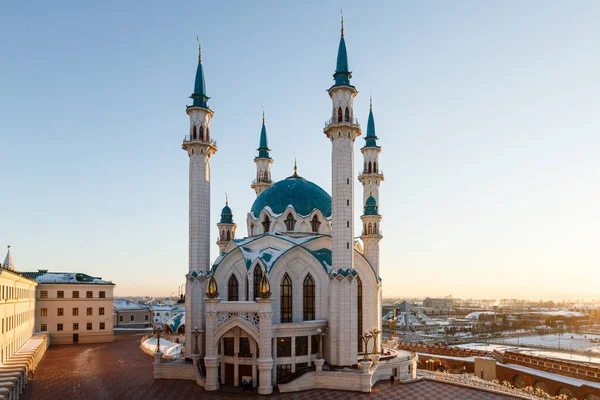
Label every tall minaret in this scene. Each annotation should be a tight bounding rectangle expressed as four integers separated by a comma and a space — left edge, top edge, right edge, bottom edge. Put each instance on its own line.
182, 41, 217, 358
216, 195, 237, 254
358, 97, 383, 274
250, 111, 273, 196
323, 17, 361, 367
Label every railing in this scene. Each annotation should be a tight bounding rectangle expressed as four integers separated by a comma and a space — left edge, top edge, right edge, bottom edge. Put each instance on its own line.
324, 117, 359, 127
251, 179, 273, 185
359, 170, 384, 176
277, 365, 315, 384
361, 230, 383, 237
419, 371, 545, 399
378, 352, 415, 365
183, 136, 218, 146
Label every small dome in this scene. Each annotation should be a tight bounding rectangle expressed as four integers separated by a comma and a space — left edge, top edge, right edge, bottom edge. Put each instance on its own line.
220, 204, 233, 224
364, 196, 378, 215
250, 176, 331, 218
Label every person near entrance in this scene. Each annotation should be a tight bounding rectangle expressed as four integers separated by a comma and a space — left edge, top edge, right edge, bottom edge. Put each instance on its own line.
390, 374, 394, 386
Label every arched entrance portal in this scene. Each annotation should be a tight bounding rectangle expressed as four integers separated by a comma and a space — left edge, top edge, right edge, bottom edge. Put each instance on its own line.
217, 325, 260, 389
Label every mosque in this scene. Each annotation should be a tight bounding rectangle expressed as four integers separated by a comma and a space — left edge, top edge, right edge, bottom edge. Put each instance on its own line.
167, 18, 417, 394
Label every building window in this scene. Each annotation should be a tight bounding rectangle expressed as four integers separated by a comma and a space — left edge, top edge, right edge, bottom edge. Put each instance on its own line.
41, 308, 48, 317
277, 337, 291, 357
347, 199, 350, 206
86, 291, 93, 298
87, 323, 92, 331
87, 308, 93, 316
347, 242, 350, 249
285, 213, 296, 231
100, 322, 105, 330
165, 313, 169, 316
99, 291, 105, 298
303, 274, 315, 321
40, 291, 48, 299
130, 315, 135, 322
223, 338, 234, 356
228, 275, 239, 301
156, 312, 160, 316
72, 291, 79, 299
262, 215, 270, 233
57, 323, 63, 331
119, 315, 124, 322
311, 215, 321, 233
357, 276, 363, 352
73, 323, 79, 331
337, 107, 343, 123
57, 291, 64, 298
144, 315, 149, 321
40, 324, 47, 331
280, 273, 292, 323
73, 308, 79, 316
296, 336, 308, 356
99, 307, 104, 316
311, 335, 318, 354
277, 364, 292, 382
239, 337, 251, 358
347, 220, 350, 228
253, 267, 263, 300
58, 308, 64, 316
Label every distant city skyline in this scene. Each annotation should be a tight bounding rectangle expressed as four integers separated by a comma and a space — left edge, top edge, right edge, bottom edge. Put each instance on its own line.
1, 1, 598, 299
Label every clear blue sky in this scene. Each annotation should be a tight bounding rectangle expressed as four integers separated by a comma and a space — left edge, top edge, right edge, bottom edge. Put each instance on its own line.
1, 1, 599, 299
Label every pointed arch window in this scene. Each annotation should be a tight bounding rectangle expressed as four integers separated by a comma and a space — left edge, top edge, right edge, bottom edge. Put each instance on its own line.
228, 275, 239, 301
357, 276, 363, 352
262, 215, 270, 233
226, 230, 231, 241
368, 223, 373, 234
368, 162, 372, 173
192, 126, 197, 140
344, 107, 350, 122
303, 274, 315, 321
253, 266, 263, 300
199, 125, 204, 141
206, 126, 210, 141
285, 213, 296, 231
245, 275, 249, 301
373, 223, 377, 234
337, 107, 343, 123
311, 215, 321, 233
280, 273, 292, 323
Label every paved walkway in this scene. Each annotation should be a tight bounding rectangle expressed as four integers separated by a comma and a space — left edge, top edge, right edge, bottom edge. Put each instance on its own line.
24, 334, 516, 399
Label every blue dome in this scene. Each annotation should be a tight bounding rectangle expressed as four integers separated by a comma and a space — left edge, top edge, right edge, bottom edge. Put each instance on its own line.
364, 195, 379, 215
220, 204, 233, 224
250, 176, 331, 218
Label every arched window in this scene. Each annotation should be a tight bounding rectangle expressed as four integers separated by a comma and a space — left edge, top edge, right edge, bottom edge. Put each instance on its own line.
337, 107, 343, 122
363, 223, 367, 233
119, 315, 124, 322
226, 230, 231, 241
364, 162, 367, 173
145, 315, 149, 321
285, 213, 296, 231
373, 223, 377, 234
130, 315, 135, 322
228, 275, 239, 301
303, 274, 315, 321
344, 107, 350, 122
357, 276, 363, 352
192, 126, 197, 140
311, 215, 321, 233
262, 215, 270, 233
206, 126, 210, 141
245, 275, 249, 301
368, 162, 372, 173
373, 161, 377, 173
221, 229, 225, 240
368, 223, 372, 234
199, 125, 204, 141
280, 273, 292, 323
253, 267, 263, 300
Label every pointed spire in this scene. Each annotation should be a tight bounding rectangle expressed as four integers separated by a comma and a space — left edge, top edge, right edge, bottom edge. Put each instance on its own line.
190, 37, 210, 108
332, 14, 352, 87
341, 10, 344, 38
364, 96, 379, 148
292, 151, 299, 177
257, 108, 271, 159
220, 194, 233, 224
3, 245, 15, 271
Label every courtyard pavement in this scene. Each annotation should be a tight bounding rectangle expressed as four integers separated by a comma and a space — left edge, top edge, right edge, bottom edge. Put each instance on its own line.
24, 334, 517, 400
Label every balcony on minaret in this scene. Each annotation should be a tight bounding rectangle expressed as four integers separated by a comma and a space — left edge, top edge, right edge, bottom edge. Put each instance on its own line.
183, 135, 218, 147
324, 116, 359, 129
358, 168, 384, 182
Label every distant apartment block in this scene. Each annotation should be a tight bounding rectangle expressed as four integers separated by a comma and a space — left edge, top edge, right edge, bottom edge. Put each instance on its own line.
423, 297, 454, 310
114, 300, 152, 328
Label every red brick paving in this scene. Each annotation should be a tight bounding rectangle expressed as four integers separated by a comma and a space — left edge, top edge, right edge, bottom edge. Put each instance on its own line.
24, 334, 516, 400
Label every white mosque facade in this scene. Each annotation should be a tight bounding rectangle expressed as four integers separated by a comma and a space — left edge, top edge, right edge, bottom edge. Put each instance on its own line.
169, 20, 417, 394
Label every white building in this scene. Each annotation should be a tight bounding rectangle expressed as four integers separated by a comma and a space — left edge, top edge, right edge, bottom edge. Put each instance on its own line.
165, 19, 416, 394
151, 304, 184, 324
21, 270, 115, 344
0, 246, 37, 362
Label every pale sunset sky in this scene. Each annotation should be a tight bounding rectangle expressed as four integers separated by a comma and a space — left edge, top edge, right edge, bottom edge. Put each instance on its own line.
1, 1, 598, 299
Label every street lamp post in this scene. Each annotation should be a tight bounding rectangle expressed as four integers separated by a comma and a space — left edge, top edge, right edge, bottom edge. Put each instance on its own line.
153, 324, 164, 353
192, 326, 201, 355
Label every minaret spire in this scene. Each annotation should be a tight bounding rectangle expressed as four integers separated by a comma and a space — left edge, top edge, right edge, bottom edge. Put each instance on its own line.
251, 108, 274, 196
341, 10, 344, 38
190, 37, 209, 108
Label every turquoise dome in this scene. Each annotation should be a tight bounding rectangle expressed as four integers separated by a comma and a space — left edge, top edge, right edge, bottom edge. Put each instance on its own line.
220, 204, 233, 224
250, 176, 331, 218
364, 195, 378, 215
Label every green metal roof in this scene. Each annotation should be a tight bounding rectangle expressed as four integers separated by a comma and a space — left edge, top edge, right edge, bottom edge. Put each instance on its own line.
364, 104, 379, 148
189, 48, 210, 108
220, 204, 233, 224
257, 120, 271, 159
364, 195, 379, 215
250, 176, 331, 218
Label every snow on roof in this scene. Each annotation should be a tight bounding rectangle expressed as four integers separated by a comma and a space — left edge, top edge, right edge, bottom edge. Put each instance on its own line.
165, 312, 184, 332
465, 311, 495, 320
23, 271, 113, 285
503, 363, 600, 389
114, 300, 149, 310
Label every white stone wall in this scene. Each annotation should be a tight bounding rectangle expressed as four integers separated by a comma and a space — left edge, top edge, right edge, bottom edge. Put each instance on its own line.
246, 208, 331, 236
